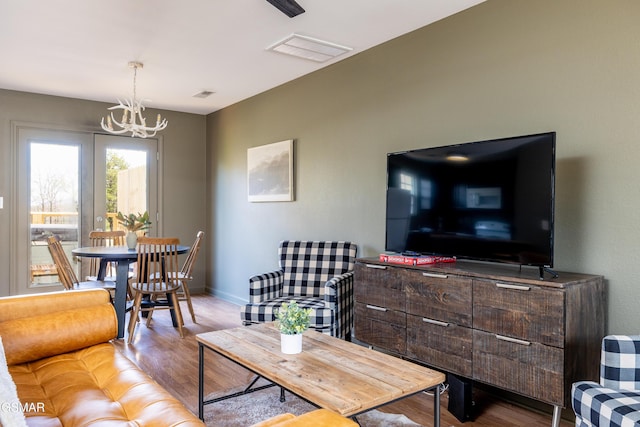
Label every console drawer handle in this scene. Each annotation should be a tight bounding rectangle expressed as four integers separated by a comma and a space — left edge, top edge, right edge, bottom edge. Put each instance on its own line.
365, 264, 387, 270
366, 304, 388, 312
496, 334, 531, 346
422, 272, 448, 279
422, 318, 449, 327
496, 283, 530, 291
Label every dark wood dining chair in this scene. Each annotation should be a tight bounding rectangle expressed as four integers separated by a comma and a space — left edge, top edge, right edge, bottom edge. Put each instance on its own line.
47, 235, 116, 293
127, 237, 185, 343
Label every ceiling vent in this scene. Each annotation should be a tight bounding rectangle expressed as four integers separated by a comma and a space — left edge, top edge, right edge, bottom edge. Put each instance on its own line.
267, 34, 352, 63
193, 90, 215, 99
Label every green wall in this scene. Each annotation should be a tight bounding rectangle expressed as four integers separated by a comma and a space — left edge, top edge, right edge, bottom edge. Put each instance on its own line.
207, 0, 640, 334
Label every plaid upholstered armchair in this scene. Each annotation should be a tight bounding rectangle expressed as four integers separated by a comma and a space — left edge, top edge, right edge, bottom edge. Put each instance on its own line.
240, 241, 358, 339
572, 335, 640, 426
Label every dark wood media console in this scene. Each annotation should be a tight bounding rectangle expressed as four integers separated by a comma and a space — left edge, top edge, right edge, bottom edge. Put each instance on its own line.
353, 258, 605, 426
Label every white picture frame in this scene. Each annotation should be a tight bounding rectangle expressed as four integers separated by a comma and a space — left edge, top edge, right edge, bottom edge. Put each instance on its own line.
247, 139, 294, 202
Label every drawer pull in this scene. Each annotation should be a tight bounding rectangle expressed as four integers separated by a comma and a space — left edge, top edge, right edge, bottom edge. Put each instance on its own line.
496, 283, 530, 291
422, 272, 448, 279
365, 264, 387, 270
422, 318, 449, 327
366, 304, 388, 312
496, 334, 531, 346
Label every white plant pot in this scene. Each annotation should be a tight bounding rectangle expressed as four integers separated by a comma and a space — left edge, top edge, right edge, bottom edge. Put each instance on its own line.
280, 333, 302, 354
126, 232, 137, 250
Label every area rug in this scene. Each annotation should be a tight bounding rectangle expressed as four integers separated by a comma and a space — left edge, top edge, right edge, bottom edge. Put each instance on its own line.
203, 379, 423, 427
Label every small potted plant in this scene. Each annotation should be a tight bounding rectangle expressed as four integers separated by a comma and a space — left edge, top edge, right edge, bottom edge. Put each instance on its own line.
275, 301, 312, 354
116, 211, 152, 249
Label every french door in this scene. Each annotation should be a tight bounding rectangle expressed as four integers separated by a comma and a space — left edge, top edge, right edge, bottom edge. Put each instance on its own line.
13, 126, 159, 295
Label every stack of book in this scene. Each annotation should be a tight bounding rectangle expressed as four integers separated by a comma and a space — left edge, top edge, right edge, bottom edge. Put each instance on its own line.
379, 253, 456, 266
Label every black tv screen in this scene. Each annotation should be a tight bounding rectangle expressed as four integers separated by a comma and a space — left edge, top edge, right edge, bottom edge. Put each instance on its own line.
386, 132, 556, 267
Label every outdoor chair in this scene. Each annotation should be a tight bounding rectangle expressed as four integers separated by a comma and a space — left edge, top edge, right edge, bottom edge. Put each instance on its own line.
240, 240, 358, 339
572, 335, 640, 426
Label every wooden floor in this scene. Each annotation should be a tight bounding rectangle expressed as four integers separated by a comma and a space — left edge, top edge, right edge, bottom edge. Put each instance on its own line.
113, 294, 574, 427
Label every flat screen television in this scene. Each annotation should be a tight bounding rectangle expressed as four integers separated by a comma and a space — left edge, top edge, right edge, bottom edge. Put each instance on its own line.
386, 132, 556, 270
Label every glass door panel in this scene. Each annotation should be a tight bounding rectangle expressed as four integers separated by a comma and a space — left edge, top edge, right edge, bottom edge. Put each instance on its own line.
104, 148, 148, 231
29, 143, 80, 286
94, 134, 158, 236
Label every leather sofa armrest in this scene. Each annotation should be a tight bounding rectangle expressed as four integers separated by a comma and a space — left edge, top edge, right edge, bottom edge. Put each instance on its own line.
0, 289, 117, 365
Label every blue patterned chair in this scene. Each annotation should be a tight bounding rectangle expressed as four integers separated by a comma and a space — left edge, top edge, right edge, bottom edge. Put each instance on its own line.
572, 335, 640, 427
240, 241, 358, 339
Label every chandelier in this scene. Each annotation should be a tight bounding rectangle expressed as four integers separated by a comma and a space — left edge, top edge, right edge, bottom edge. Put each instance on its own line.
101, 61, 168, 138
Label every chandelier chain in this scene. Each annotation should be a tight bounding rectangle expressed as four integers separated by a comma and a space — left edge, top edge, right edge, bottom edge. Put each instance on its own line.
132, 65, 137, 105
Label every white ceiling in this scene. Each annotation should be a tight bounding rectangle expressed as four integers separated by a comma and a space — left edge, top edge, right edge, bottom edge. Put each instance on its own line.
0, 0, 483, 115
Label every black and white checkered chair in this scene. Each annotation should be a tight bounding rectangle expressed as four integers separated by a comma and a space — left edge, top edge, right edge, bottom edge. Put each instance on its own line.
240, 241, 358, 339
572, 335, 640, 427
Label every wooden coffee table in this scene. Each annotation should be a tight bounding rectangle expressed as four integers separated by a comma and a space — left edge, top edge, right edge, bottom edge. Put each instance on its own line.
197, 323, 445, 426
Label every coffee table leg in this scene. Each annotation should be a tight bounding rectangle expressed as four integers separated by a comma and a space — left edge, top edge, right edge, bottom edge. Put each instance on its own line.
433, 384, 441, 427
199, 343, 204, 421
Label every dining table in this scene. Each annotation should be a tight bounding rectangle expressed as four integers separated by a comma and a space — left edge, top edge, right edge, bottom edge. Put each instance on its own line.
72, 244, 190, 339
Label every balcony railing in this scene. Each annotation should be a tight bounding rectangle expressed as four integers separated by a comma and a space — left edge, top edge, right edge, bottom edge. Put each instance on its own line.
30, 211, 77, 224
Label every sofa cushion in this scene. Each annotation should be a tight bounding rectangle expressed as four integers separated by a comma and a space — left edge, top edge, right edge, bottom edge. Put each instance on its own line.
10, 342, 203, 426
0, 336, 28, 427
241, 296, 331, 331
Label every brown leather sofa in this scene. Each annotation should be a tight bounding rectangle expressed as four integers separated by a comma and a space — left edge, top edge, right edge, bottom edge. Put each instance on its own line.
0, 289, 204, 426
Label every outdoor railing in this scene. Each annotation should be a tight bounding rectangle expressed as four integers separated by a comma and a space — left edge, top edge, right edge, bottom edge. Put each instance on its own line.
30, 211, 78, 225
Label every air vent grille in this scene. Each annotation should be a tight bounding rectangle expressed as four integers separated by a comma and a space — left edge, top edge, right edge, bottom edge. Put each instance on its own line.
193, 90, 215, 99
267, 34, 352, 63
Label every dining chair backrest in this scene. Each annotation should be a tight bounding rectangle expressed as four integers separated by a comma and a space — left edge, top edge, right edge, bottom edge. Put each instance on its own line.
88, 230, 126, 278
88, 230, 126, 245
135, 237, 181, 292
181, 231, 204, 277
47, 235, 79, 290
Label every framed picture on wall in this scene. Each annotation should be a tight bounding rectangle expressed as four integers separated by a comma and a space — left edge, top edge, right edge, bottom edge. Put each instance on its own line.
247, 139, 294, 202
